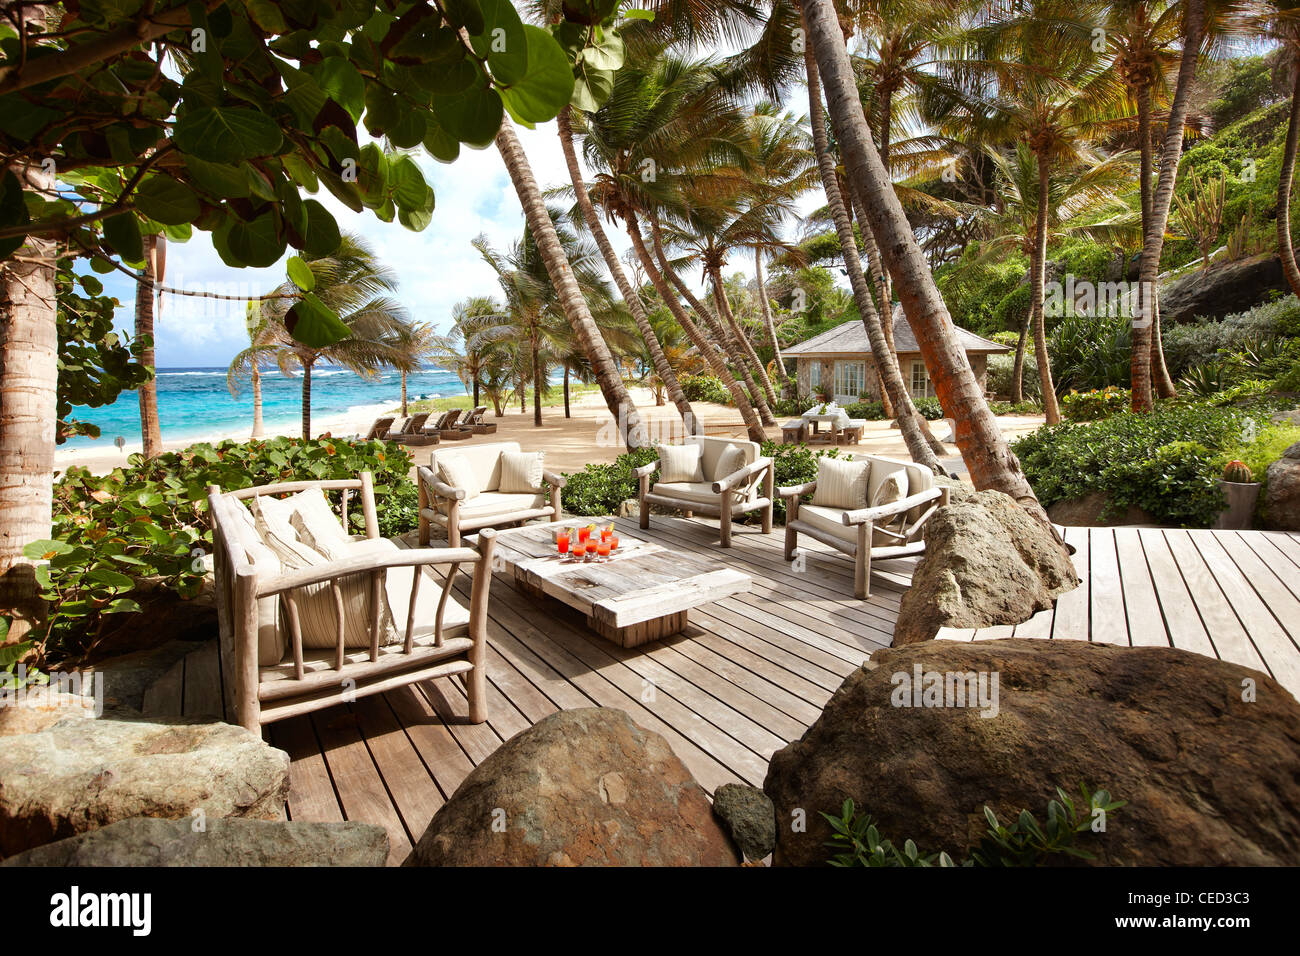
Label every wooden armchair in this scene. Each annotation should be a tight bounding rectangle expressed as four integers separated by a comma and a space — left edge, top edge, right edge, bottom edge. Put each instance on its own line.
635, 435, 774, 547
208, 472, 497, 731
779, 453, 948, 598
417, 441, 565, 547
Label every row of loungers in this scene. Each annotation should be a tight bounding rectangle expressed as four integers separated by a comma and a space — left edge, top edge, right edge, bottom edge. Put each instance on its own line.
360, 407, 498, 445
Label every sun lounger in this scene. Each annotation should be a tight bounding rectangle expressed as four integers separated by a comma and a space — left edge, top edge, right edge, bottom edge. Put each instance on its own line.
360, 416, 396, 441
438, 408, 473, 440
388, 412, 438, 446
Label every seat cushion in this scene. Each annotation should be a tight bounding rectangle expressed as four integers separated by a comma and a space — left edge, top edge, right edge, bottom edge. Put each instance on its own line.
443, 491, 547, 520
656, 442, 705, 483
499, 450, 545, 493
812, 457, 870, 510
652, 481, 718, 505
798, 504, 902, 548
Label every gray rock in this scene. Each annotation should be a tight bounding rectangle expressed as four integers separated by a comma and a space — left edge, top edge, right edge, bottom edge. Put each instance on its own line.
0, 714, 290, 857
405, 708, 741, 866
80, 639, 209, 714
765, 639, 1300, 866
894, 490, 1078, 646
1159, 253, 1289, 325
1265, 442, 1300, 532
711, 784, 775, 862
2, 817, 387, 867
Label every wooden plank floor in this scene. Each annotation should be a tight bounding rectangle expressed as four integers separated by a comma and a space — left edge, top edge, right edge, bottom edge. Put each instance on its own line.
941, 528, 1300, 703
153, 518, 1300, 865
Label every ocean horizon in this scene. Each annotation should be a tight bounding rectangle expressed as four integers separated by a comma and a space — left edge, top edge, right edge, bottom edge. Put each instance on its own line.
63, 365, 469, 449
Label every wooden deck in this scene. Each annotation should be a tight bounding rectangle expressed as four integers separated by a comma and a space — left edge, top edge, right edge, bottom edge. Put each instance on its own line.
149, 517, 1300, 865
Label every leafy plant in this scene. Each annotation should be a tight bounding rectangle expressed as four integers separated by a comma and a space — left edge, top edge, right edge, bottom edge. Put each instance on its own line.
1061, 386, 1130, 422
375, 481, 422, 539
822, 800, 955, 867
679, 374, 735, 406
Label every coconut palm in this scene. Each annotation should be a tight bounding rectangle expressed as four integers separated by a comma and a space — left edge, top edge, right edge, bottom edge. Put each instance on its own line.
252, 234, 416, 439
136, 234, 163, 457
226, 304, 277, 439
389, 321, 443, 416
445, 296, 507, 410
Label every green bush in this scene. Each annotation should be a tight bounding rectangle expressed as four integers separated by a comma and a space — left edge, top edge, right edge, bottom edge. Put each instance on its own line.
1061, 387, 1131, 422
987, 352, 1040, 400
375, 480, 421, 538
33, 437, 413, 664
844, 399, 886, 420
680, 373, 734, 405
913, 397, 944, 420
988, 399, 1043, 415
1012, 403, 1270, 526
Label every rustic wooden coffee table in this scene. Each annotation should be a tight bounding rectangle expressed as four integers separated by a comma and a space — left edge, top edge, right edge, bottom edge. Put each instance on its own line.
489, 521, 751, 647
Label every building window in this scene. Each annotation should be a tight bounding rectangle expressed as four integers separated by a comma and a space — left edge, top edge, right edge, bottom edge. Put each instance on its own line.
910, 360, 934, 400
809, 360, 820, 390
834, 360, 866, 400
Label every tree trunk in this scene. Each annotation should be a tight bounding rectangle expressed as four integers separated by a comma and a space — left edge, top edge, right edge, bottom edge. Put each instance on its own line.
300, 358, 313, 440
1011, 315, 1028, 404
531, 334, 542, 428
563, 364, 571, 418
496, 120, 647, 450
1138, 79, 1177, 400
135, 233, 162, 458
1278, 61, 1300, 299
1032, 154, 1061, 424
1132, 0, 1204, 412
755, 248, 785, 380
0, 164, 57, 636
803, 33, 941, 472
710, 262, 778, 408
557, 107, 700, 435
625, 213, 766, 442
473, 377, 480, 408
251, 364, 264, 439
400, 369, 408, 416
803, 0, 1048, 521
847, 190, 897, 419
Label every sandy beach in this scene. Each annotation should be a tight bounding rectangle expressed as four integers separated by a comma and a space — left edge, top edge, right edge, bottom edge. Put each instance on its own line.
55, 386, 1046, 477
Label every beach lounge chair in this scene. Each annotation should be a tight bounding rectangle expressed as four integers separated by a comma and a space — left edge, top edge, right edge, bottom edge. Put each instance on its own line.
634, 435, 774, 547
461, 406, 497, 435
438, 408, 473, 441
779, 452, 948, 599
207, 473, 497, 730
388, 412, 438, 446
418, 441, 565, 548
360, 416, 396, 441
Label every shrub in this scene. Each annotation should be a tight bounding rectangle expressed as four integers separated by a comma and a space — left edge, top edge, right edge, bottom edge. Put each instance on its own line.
987, 352, 1040, 400
1162, 296, 1300, 378
1061, 387, 1131, 422
33, 437, 413, 665
988, 400, 1043, 415
844, 399, 885, 420
1012, 403, 1268, 527
913, 397, 944, 420
680, 374, 733, 405
375, 480, 421, 539
1048, 311, 1132, 393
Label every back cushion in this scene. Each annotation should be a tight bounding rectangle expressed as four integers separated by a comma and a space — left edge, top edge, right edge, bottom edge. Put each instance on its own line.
657, 443, 705, 483
695, 436, 758, 483
431, 441, 517, 491
812, 457, 871, 510
225, 499, 285, 667
499, 450, 545, 493
713, 444, 747, 485
287, 486, 352, 556
436, 454, 482, 500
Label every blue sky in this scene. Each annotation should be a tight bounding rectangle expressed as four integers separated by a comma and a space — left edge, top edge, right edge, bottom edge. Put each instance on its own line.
96, 120, 655, 368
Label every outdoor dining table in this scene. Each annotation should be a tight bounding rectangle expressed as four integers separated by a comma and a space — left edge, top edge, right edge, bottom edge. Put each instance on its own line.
801, 411, 843, 445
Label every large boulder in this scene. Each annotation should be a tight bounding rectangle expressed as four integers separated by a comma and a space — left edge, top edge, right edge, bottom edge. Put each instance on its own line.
1158, 253, 1289, 325
0, 709, 290, 858
894, 490, 1078, 645
1265, 441, 1300, 531
405, 708, 741, 866
2, 817, 387, 867
764, 640, 1300, 866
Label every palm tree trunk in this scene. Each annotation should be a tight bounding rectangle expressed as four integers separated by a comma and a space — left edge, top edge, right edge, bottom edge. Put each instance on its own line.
1278, 61, 1300, 299
650, 221, 778, 427
1011, 315, 1028, 404
803, 34, 941, 473
531, 334, 542, 428
496, 120, 647, 451
563, 364, 571, 418
251, 364, 264, 439
755, 248, 785, 380
400, 369, 408, 416
846, 190, 897, 419
625, 213, 766, 442
556, 107, 700, 435
803, 0, 1048, 520
709, 263, 778, 408
1138, 82, 1177, 400
1032, 155, 1062, 424
0, 164, 56, 637
136, 233, 162, 458
1132, 0, 1204, 412
300, 358, 313, 440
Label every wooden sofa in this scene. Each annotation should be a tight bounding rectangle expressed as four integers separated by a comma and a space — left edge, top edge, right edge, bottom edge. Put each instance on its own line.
634, 435, 774, 547
780, 453, 948, 598
208, 473, 496, 731
417, 440, 565, 547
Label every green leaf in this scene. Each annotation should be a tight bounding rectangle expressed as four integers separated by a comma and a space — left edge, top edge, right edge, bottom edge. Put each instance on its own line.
571, 63, 614, 113
300, 199, 341, 257
315, 57, 366, 123
0, 169, 29, 259
173, 106, 284, 163
181, 155, 252, 199
622, 8, 655, 21
23, 539, 74, 560
387, 109, 427, 150
285, 292, 352, 347
498, 27, 575, 124
134, 175, 200, 225
214, 210, 286, 268
422, 116, 461, 163
471, 0, 528, 86
397, 184, 434, 231
286, 255, 315, 292
579, 29, 624, 71
432, 81, 503, 150
102, 212, 144, 264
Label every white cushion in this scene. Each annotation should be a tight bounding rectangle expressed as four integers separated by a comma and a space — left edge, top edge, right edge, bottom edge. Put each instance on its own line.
657, 442, 705, 483
449, 491, 548, 520
342, 539, 470, 642
437, 454, 481, 501
812, 457, 870, 510
713, 444, 747, 485
226, 499, 285, 666
287, 486, 352, 557
499, 450, 544, 493
430, 441, 519, 492
652, 481, 719, 505
798, 503, 902, 548
867, 463, 909, 508
871, 471, 906, 509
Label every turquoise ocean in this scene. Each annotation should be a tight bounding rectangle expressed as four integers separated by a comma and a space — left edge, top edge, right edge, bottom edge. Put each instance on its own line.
63, 366, 467, 450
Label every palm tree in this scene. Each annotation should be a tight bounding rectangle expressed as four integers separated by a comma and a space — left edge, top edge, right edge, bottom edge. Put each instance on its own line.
389, 321, 442, 416
1258, 2, 1300, 298
227, 304, 277, 439
445, 296, 506, 410
252, 234, 415, 439
496, 120, 649, 450
801, 0, 1052, 524
136, 234, 162, 457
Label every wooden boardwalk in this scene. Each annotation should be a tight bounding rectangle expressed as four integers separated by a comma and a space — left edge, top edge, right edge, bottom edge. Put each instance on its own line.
150, 518, 1300, 865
